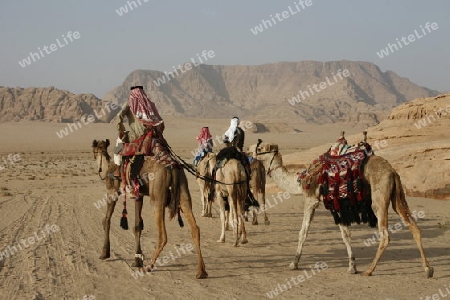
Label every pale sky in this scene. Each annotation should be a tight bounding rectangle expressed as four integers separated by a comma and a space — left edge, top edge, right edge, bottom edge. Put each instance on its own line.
1, 0, 448, 98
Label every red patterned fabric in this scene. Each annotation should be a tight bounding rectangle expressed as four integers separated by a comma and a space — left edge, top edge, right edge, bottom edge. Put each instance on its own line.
197, 127, 212, 144
299, 142, 373, 211
120, 130, 153, 156
120, 130, 178, 167
319, 150, 367, 211
128, 88, 163, 126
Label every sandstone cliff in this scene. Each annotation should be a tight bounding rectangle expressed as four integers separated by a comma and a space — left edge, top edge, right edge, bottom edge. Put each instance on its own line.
104, 60, 438, 125
0, 87, 118, 123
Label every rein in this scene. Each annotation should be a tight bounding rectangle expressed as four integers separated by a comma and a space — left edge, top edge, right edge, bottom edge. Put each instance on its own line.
255, 149, 280, 177
93, 149, 108, 180
156, 134, 247, 185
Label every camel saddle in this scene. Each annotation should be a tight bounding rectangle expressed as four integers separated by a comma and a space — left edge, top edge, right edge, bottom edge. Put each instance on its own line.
210, 146, 259, 209
299, 142, 377, 227
120, 130, 179, 195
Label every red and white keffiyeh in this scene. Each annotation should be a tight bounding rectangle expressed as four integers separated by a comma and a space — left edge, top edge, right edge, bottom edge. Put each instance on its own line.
197, 127, 212, 145
128, 87, 163, 126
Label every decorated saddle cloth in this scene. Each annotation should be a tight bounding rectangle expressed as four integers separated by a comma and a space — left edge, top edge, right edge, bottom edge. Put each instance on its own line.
120, 130, 177, 167
119, 130, 179, 195
299, 142, 377, 227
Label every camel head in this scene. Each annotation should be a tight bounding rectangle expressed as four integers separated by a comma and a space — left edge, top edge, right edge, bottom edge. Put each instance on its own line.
248, 140, 278, 158
92, 139, 110, 159
248, 140, 280, 171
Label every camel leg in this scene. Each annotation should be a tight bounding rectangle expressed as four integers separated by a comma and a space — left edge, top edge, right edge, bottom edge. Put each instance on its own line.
231, 208, 241, 246
199, 183, 208, 217
228, 193, 240, 247
100, 192, 117, 259
262, 192, 270, 226
205, 180, 213, 217
251, 207, 258, 225
399, 211, 434, 278
361, 203, 389, 276
251, 193, 259, 225
394, 197, 433, 278
179, 182, 208, 279
206, 199, 212, 217
131, 195, 144, 267
144, 190, 167, 272
338, 224, 357, 274
216, 193, 227, 243
224, 198, 230, 231
238, 198, 248, 244
289, 197, 319, 270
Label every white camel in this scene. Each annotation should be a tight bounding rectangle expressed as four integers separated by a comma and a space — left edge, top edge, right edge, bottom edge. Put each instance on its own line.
250, 141, 433, 278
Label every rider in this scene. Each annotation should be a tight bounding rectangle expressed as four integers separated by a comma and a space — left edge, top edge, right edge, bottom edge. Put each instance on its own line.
117, 85, 164, 140
223, 117, 245, 151
193, 127, 213, 166
112, 86, 164, 191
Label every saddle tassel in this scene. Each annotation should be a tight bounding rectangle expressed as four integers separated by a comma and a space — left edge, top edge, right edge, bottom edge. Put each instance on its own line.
120, 193, 129, 230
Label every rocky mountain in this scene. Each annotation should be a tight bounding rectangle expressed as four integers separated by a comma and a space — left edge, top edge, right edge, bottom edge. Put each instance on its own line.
103, 60, 438, 125
0, 87, 118, 123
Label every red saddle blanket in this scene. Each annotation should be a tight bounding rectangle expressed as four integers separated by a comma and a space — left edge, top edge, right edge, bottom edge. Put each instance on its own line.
299, 142, 376, 226
318, 149, 369, 211
120, 130, 178, 167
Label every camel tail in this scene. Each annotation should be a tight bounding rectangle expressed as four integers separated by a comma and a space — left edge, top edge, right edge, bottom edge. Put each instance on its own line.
169, 167, 184, 228
391, 172, 410, 214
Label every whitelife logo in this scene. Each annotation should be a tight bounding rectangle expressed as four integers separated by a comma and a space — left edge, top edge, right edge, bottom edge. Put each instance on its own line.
376, 22, 438, 58
152, 50, 216, 87
18, 31, 81, 68
250, 0, 313, 35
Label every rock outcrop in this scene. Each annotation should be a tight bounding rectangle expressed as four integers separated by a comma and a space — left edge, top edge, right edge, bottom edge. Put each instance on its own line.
0, 87, 119, 123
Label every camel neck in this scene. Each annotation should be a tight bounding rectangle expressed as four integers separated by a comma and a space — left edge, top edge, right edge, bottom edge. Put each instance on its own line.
267, 154, 303, 195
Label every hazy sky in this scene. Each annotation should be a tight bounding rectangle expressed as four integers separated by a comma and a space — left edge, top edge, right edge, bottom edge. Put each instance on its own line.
1, 0, 448, 98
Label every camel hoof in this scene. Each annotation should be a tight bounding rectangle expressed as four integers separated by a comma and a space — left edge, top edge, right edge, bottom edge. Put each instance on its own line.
264, 220, 270, 226
201, 213, 206, 217
240, 238, 248, 244
360, 270, 372, 276
196, 271, 208, 279
132, 258, 144, 268
252, 220, 258, 225
143, 265, 154, 273
207, 213, 213, 218
216, 239, 225, 243
99, 254, 110, 260
425, 267, 434, 278
348, 268, 357, 274
288, 262, 298, 270
244, 216, 249, 222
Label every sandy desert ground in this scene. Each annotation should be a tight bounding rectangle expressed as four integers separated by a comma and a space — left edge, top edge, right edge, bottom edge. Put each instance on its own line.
0, 118, 449, 300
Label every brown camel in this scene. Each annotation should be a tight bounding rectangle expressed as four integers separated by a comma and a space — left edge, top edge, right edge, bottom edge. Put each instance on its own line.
196, 152, 269, 226
214, 158, 249, 246
196, 152, 216, 217
247, 159, 270, 226
92, 139, 208, 279
249, 141, 433, 278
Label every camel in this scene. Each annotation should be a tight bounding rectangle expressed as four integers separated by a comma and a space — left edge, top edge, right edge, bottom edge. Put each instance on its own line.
196, 152, 216, 217
92, 139, 208, 279
196, 152, 270, 226
249, 140, 433, 278
214, 157, 249, 246
247, 159, 270, 226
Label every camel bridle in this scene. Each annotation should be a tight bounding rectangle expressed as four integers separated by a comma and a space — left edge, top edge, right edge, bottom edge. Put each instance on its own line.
93, 148, 109, 180
255, 147, 279, 177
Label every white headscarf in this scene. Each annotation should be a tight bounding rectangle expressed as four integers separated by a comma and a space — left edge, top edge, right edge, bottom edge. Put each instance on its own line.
224, 117, 239, 143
